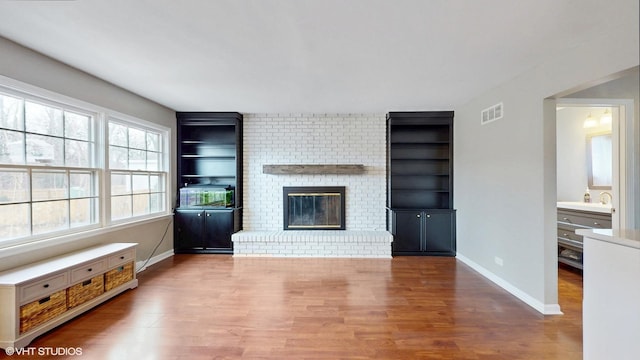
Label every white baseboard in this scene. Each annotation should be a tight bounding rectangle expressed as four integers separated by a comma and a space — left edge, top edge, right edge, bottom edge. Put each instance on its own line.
456, 253, 563, 315
136, 249, 174, 273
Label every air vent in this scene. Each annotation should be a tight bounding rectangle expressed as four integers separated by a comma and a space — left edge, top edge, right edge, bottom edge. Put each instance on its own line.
481, 102, 503, 125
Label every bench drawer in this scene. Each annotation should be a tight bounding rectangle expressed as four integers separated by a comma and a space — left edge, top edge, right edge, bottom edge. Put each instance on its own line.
70, 259, 106, 284
108, 249, 135, 268
20, 273, 68, 305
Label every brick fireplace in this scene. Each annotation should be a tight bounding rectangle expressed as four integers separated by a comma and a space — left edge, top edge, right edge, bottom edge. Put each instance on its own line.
231, 113, 392, 258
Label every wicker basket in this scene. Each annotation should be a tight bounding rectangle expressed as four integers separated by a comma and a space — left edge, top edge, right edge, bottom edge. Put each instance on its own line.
104, 262, 134, 291
20, 290, 67, 334
67, 275, 104, 308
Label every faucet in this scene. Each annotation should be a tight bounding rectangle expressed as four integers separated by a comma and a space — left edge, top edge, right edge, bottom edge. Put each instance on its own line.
599, 191, 612, 205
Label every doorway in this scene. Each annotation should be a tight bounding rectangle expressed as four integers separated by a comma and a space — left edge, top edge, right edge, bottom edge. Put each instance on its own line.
554, 102, 622, 272
556, 102, 621, 229
546, 67, 638, 316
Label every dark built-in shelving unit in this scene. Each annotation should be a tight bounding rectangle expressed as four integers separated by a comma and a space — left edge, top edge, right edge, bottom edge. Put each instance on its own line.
387, 111, 456, 256
174, 112, 242, 254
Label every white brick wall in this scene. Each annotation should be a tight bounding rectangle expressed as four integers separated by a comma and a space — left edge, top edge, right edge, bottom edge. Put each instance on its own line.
232, 230, 393, 258
242, 113, 387, 231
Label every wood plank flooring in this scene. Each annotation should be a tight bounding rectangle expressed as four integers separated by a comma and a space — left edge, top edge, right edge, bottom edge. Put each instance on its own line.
23, 256, 583, 359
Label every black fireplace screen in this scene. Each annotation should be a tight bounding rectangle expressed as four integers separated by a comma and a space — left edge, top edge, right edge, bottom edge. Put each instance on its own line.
283, 186, 345, 230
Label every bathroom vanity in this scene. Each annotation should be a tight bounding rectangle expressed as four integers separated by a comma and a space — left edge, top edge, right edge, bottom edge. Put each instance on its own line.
556, 201, 612, 270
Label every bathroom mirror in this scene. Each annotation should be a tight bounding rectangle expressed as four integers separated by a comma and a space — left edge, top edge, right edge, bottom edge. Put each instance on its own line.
586, 132, 612, 190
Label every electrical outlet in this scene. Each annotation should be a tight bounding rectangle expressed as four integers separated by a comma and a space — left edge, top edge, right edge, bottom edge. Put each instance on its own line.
494, 256, 504, 267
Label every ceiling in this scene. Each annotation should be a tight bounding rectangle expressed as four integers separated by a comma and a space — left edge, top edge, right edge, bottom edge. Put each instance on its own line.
0, 0, 617, 113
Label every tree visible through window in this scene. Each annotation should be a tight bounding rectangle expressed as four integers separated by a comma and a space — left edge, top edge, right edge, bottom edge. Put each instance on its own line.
108, 120, 166, 221
0, 83, 170, 246
0, 92, 98, 242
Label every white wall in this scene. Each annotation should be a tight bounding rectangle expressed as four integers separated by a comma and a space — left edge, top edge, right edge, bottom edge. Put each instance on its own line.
242, 113, 387, 231
454, 0, 638, 312
0, 36, 177, 271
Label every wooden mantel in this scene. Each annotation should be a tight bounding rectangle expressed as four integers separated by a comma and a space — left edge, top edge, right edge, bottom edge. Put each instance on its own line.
262, 164, 366, 175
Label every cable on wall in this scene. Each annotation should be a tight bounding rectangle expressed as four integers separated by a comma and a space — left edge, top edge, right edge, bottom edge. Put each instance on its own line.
136, 218, 173, 274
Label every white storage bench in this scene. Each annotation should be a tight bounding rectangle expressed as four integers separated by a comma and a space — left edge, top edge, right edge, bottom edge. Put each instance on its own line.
0, 243, 138, 349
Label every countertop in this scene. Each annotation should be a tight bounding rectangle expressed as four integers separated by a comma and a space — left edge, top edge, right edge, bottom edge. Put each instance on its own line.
557, 201, 612, 214
576, 228, 640, 250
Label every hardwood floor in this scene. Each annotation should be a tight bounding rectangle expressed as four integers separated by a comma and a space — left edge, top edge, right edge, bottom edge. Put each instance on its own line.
23, 256, 583, 359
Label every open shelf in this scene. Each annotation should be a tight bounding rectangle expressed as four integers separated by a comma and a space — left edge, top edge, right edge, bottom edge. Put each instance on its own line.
387, 111, 456, 257
175, 112, 243, 254
177, 112, 242, 199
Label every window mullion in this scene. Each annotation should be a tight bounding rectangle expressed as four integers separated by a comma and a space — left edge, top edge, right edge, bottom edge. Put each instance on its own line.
66, 169, 71, 229
101, 110, 109, 225
27, 167, 33, 236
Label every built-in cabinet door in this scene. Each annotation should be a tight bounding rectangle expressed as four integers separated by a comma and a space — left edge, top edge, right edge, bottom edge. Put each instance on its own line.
392, 210, 423, 252
204, 210, 233, 250
175, 210, 205, 251
391, 209, 456, 255
424, 211, 454, 254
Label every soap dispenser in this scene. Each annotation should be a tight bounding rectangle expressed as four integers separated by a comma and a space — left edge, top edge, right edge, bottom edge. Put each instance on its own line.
584, 188, 591, 203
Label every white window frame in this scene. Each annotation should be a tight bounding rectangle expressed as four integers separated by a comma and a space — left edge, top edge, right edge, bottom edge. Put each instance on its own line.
0, 75, 172, 250
106, 115, 170, 225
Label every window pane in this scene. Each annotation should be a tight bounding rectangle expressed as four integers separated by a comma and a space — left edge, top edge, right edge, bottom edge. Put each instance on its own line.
70, 198, 94, 228
129, 128, 146, 150
26, 134, 64, 166
32, 171, 68, 201
146, 132, 159, 151
0, 203, 30, 240
109, 145, 128, 169
70, 172, 93, 198
25, 101, 63, 136
132, 194, 149, 216
0, 129, 25, 164
0, 93, 23, 131
149, 174, 161, 192
32, 200, 68, 234
0, 169, 29, 203
149, 193, 164, 213
65, 111, 90, 141
109, 122, 127, 146
147, 151, 160, 171
111, 173, 131, 196
65, 139, 90, 168
129, 149, 145, 170
132, 174, 149, 193
111, 195, 132, 220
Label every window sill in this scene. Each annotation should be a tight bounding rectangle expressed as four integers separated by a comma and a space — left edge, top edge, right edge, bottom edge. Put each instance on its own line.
0, 213, 174, 261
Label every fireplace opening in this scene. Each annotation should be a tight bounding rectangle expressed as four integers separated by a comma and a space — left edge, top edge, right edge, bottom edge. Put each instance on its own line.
283, 186, 345, 230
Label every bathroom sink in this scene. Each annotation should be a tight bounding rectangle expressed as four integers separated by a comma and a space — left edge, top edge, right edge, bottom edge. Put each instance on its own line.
557, 201, 612, 214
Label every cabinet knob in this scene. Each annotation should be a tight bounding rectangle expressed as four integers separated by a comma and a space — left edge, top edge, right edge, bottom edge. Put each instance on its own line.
120, 256, 125, 260
43, 284, 49, 288
594, 222, 599, 226
87, 268, 92, 272
198, 213, 201, 217
207, 213, 210, 217
563, 217, 569, 221
416, 214, 420, 218
563, 233, 569, 237
426, 214, 431, 218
